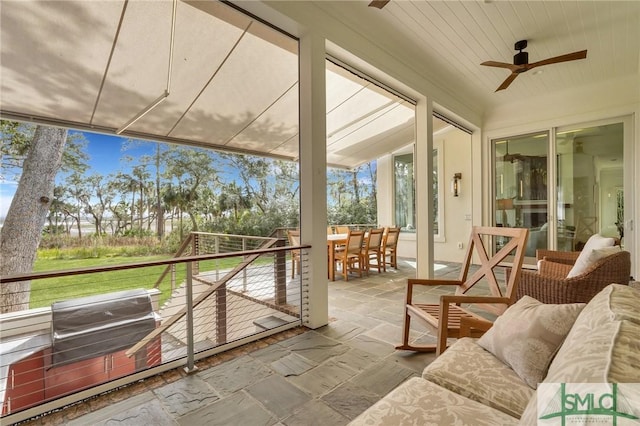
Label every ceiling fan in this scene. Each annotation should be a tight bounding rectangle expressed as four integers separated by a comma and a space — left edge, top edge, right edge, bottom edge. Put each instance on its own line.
481, 40, 587, 92
368, 0, 390, 9
497, 141, 525, 163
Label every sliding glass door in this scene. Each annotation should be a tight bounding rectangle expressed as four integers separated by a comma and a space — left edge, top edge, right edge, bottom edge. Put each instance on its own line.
556, 122, 624, 250
492, 117, 630, 264
493, 132, 549, 258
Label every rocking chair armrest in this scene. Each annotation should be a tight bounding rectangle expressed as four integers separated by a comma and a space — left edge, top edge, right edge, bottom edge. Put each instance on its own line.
459, 316, 493, 338
440, 295, 511, 305
407, 278, 464, 287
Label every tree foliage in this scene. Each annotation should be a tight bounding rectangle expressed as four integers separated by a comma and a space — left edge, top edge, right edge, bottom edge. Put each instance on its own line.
1, 121, 378, 312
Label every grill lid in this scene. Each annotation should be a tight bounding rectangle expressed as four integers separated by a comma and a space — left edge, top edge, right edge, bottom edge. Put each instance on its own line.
51, 288, 156, 367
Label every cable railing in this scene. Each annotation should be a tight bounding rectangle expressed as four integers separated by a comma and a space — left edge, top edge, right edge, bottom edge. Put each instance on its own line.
0, 239, 310, 424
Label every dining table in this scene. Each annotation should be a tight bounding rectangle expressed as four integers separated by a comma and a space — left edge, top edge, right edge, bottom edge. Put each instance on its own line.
327, 233, 348, 281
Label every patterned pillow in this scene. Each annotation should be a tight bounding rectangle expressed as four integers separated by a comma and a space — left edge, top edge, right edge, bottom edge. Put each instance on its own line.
477, 296, 585, 389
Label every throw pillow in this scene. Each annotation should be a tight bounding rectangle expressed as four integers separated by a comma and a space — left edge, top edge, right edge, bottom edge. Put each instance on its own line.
477, 296, 585, 389
566, 234, 615, 278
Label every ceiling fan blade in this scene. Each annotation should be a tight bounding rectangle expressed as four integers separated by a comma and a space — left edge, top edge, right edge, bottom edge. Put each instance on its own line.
481, 61, 521, 73
528, 50, 587, 69
369, 0, 390, 9
496, 73, 519, 91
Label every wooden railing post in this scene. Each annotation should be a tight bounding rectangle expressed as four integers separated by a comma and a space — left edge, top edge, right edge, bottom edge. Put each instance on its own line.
192, 233, 200, 275
216, 284, 227, 344
171, 264, 176, 292
275, 238, 287, 305
242, 237, 247, 292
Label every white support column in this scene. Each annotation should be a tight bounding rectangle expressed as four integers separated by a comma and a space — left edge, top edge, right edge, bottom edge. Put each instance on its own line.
299, 32, 328, 329
415, 98, 433, 278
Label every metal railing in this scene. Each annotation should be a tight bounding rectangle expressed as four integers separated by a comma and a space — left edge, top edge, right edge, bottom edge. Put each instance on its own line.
0, 240, 310, 424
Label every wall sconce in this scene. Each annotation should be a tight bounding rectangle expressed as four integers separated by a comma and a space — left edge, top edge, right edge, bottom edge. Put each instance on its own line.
451, 173, 462, 197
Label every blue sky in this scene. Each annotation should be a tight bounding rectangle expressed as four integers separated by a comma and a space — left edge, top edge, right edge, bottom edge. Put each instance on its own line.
0, 130, 157, 219
75, 132, 156, 176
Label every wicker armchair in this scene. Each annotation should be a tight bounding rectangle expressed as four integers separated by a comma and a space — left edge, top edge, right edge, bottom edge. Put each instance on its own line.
516, 249, 631, 304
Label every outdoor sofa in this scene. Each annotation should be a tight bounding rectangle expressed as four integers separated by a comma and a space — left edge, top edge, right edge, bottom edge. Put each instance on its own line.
349, 283, 640, 425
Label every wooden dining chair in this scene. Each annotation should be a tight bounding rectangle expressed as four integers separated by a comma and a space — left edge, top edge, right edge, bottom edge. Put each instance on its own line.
287, 229, 301, 278
335, 226, 350, 234
361, 228, 385, 274
396, 226, 529, 356
381, 227, 400, 271
334, 230, 365, 281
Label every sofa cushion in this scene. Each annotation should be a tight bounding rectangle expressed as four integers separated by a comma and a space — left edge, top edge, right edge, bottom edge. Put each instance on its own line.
570, 283, 640, 328
348, 377, 519, 426
566, 234, 615, 278
477, 296, 585, 389
546, 319, 640, 383
422, 337, 534, 419
519, 319, 640, 425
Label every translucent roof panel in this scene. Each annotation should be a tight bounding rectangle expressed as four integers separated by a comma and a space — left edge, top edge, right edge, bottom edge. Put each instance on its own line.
326, 61, 415, 168
1, 0, 418, 169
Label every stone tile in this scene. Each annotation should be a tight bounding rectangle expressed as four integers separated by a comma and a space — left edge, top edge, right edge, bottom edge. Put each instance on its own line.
250, 343, 291, 364
321, 382, 381, 420
346, 281, 380, 290
366, 308, 405, 325
346, 334, 395, 357
200, 355, 273, 396
281, 332, 350, 363
246, 375, 312, 419
388, 350, 438, 373
362, 322, 405, 346
374, 290, 407, 302
282, 399, 350, 426
331, 347, 382, 372
153, 374, 220, 417
351, 315, 383, 329
327, 307, 366, 324
288, 360, 358, 397
68, 393, 177, 426
270, 353, 317, 376
316, 320, 367, 342
350, 359, 416, 396
330, 295, 365, 310
350, 298, 389, 315
177, 391, 277, 426
358, 287, 388, 296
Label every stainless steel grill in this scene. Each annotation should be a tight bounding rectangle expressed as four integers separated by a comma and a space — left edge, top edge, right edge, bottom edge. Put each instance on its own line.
51, 289, 156, 368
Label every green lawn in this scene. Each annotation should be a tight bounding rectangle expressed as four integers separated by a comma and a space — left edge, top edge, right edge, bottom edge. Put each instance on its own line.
30, 255, 254, 309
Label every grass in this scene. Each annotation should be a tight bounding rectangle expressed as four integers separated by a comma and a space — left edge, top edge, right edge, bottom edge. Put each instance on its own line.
30, 251, 273, 309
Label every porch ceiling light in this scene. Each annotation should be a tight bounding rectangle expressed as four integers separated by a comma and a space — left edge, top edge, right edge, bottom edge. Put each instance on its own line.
452, 173, 462, 197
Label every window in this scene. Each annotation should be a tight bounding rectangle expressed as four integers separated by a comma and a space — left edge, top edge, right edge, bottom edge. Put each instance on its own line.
394, 151, 415, 232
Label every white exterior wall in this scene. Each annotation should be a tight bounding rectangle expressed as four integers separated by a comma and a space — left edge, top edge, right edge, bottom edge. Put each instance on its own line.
434, 130, 474, 262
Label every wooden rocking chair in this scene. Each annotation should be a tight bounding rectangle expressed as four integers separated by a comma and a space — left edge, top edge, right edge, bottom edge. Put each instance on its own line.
396, 226, 529, 355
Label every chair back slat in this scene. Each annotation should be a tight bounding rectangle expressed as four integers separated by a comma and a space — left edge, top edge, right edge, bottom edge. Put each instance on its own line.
347, 230, 365, 254
367, 228, 384, 249
455, 226, 529, 309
